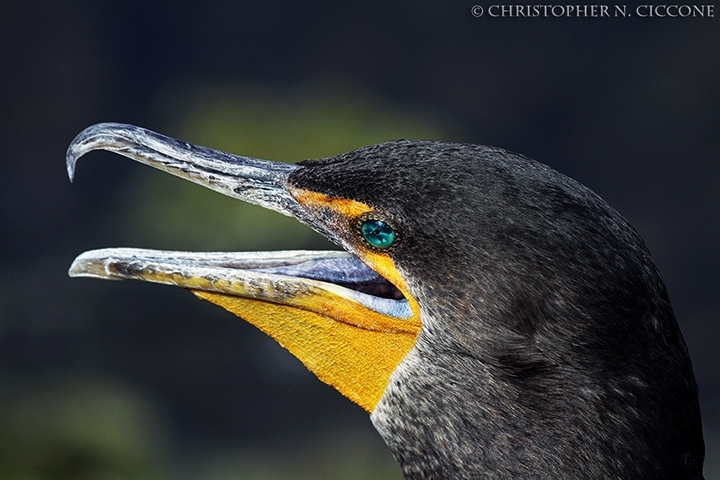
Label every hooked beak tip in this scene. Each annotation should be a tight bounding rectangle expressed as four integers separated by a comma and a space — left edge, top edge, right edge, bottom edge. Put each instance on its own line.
66, 154, 76, 183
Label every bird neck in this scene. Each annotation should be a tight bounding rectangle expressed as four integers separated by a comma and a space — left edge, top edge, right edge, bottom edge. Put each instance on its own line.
370, 333, 705, 479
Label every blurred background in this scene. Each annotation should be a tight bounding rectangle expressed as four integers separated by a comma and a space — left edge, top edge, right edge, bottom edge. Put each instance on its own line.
1, 1, 718, 478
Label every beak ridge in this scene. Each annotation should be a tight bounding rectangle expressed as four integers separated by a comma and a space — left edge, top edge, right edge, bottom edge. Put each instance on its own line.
66, 122, 302, 217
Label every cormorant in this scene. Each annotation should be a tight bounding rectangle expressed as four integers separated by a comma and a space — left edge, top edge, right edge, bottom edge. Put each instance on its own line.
66, 123, 705, 479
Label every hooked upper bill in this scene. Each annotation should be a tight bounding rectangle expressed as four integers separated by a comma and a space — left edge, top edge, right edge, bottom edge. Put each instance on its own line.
66, 122, 302, 216
66, 123, 422, 412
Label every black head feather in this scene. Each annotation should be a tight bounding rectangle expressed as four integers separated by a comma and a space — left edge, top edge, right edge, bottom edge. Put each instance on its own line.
290, 141, 704, 479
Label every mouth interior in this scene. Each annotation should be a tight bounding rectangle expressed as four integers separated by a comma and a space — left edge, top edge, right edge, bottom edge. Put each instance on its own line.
69, 248, 412, 318
251, 255, 405, 300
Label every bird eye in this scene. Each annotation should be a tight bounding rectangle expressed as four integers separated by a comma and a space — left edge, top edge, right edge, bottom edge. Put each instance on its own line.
359, 218, 397, 249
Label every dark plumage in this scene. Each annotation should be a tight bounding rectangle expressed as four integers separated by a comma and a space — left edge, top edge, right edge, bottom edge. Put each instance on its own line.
292, 141, 704, 478
67, 125, 705, 479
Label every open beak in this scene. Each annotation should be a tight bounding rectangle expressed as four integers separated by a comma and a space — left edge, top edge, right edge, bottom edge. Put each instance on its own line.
67, 123, 420, 412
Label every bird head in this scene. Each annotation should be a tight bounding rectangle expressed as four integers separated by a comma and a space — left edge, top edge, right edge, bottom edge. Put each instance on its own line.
67, 123, 704, 478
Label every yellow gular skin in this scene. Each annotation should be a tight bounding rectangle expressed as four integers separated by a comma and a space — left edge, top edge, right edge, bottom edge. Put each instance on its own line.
195, 189, 422, 413
193, 291, 418, 412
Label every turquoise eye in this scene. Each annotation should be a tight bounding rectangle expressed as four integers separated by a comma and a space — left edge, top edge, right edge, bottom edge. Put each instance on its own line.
360, 218, 397, 249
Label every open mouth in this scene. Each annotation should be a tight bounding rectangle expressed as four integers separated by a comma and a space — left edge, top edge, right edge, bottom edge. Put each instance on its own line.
67, 123, 414, 327
70, 247, 412, 320
66, 123, 422, 412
